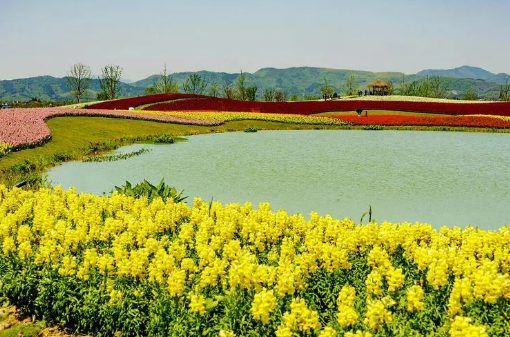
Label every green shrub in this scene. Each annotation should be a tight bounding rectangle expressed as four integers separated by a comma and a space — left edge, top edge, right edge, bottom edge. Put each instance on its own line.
113, 179, 187, 203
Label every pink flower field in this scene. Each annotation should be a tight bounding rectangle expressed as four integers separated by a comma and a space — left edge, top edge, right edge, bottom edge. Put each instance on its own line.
0, 108, 222, 148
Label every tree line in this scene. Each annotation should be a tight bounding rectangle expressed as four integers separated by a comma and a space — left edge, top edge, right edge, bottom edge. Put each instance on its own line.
65, 63, 510, 103
65, 64, 290, 103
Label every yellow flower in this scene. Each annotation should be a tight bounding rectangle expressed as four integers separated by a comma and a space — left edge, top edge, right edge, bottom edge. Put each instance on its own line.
406, 285, 425, 312
386, 267, 405, 292
189, 293, 206, 315
345, 330, 373, 337
366, 270, 383, 297
167, 268, 187, 297
108, 289, 124, 305
364, 299, 392, 331
318, 327, 337, 337
449, 316, 488, 337
337, 285, 357, 307
2, 237, 16, 255
218, 330, 235, 337
251, 288, 278, 324
337, 305, 358, 327
18, 241, 32, 260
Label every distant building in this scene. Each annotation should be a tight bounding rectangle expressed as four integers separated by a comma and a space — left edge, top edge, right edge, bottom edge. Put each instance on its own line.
367, 79, 390, 95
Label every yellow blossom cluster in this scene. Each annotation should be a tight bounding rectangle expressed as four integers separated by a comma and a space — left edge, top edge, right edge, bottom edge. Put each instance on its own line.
406, 285, 425, 312
0, 142, 12, 157
1, 185, 509, 335
251, 288, 277, 324
276, 298, 321, 337
363, 299, 392, 331
449, 316, 488, 337
336, 285, 358, 327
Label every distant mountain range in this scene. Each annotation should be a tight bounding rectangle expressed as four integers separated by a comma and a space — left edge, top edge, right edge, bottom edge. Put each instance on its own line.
417, 65, 510, 84
0, 66, 508, 102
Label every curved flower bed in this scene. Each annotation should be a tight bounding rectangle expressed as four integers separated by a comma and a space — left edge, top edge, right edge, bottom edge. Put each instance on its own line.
149, 111, 351, 126
144, 97, 510, 116
85, 93, 206, 110
0, 108, 221, 149
329, 115, 510, 128
0, 185, 508, 336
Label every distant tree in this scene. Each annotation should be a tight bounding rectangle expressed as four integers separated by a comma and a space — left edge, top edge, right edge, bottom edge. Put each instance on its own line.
290, 94, 300, 101
320, 78, 334, 100
66, 63, 92, 103
235, 70, 247, 100
263, 88, 275, 101
418, 76, 433, 97
430, 75, 450, 98
345, 75, 357, 96
304, 94, 321, 101
208, 83, 220, 97
386, 81, 394, 95
499, 79, 510, 101
246, 85, 257, 101
222, 82, 235, 99
98, 65, 122, 100
463, 89, 479, 101
398, 74, 410, 95
274, 89, 286, 102
146, 65, 179, 94
182, 74, 208, 94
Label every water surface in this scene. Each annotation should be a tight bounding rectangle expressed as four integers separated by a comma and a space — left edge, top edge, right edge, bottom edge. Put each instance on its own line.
46, 130, 510, 229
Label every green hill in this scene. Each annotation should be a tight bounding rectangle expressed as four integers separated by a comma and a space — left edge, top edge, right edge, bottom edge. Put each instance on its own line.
417, 65, 510, 84
1, 66, 507, 102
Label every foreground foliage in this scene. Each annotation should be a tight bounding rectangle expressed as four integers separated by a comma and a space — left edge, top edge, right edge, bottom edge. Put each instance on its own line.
114, 179, 187, 203
0, 185, 509, 336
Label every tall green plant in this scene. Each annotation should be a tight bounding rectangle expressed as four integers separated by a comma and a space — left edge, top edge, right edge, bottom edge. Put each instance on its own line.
344, 75, 357, 96
113, 179, 187, 203
235, 70, 247, 100
499, 80, 510, 101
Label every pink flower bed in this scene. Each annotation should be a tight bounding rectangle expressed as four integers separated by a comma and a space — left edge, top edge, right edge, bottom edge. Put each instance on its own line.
144, 97, 510, 116
0, 108, 222, 148
85, 93, 206, 110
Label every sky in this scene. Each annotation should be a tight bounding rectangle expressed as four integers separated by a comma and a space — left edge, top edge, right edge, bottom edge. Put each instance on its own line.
0, 0, 509, 80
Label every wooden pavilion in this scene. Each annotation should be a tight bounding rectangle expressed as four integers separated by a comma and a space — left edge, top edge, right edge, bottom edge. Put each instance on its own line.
367, 79, 390, 95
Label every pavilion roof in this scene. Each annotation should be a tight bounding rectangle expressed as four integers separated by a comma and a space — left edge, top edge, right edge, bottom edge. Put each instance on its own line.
367, 79, 390, 88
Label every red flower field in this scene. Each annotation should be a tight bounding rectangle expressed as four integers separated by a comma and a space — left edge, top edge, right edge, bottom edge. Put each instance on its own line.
86, 93, 206, 110
329, 115, 510, 128
142, 97, 510, 116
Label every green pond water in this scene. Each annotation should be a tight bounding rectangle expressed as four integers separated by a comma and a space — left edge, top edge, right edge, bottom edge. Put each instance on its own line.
46, 130, 510, 229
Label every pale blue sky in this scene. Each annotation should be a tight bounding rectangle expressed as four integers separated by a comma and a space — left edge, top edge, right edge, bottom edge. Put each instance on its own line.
0, 0, 509, 80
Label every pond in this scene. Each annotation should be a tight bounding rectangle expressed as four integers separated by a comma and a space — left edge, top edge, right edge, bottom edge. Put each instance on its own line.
46, 130, 510, 229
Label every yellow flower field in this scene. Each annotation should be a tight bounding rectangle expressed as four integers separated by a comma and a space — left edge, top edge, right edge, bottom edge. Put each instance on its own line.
0, 184, 509, 336
132, 110, 352, 126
